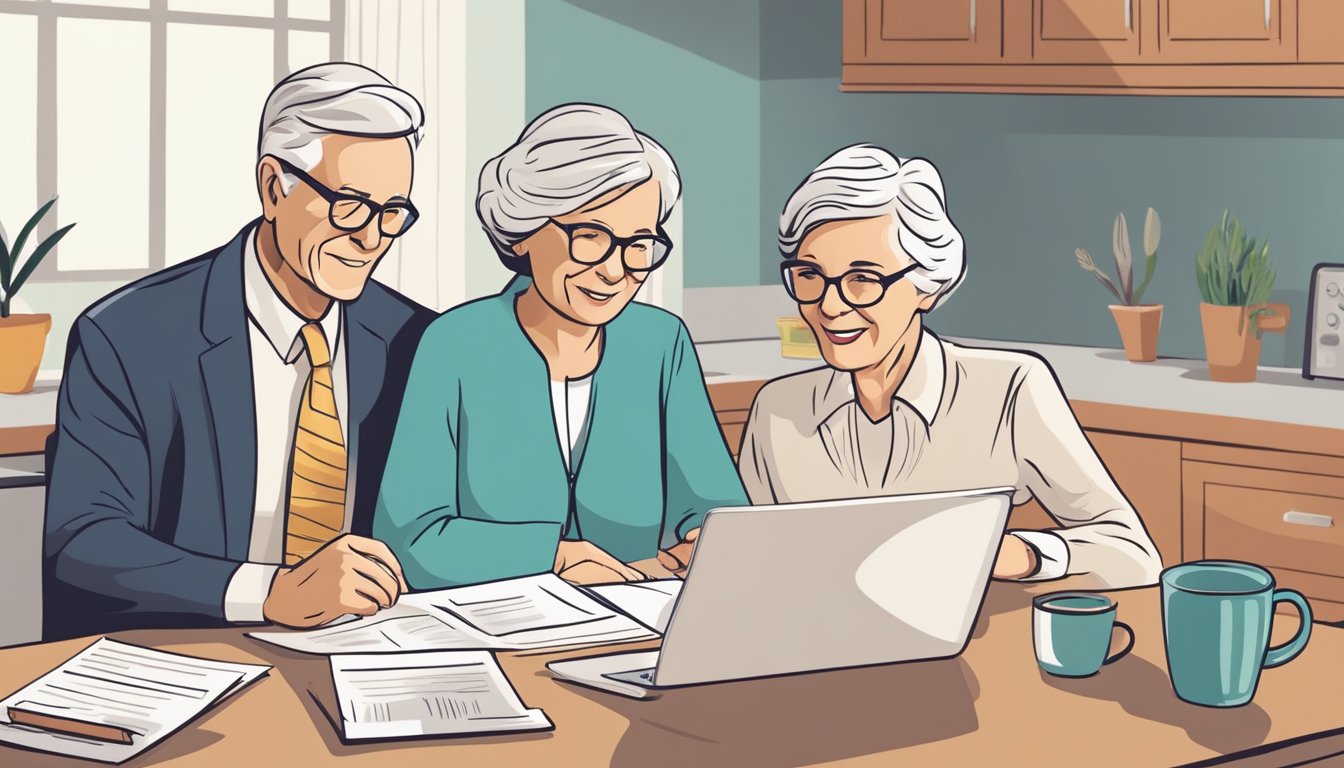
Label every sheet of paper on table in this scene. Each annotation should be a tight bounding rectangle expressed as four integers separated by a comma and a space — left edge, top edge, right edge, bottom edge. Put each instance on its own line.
0, 638, 270, 764
331, 650, 551, 741
249, 573, 658, 655
583, 579, 683, 634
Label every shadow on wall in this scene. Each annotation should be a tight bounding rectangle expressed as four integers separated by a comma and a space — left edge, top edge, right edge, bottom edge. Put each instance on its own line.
558, 0, 762, 78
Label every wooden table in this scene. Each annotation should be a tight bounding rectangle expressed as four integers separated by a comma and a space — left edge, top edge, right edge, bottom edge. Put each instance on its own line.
2, 578, 1342, 768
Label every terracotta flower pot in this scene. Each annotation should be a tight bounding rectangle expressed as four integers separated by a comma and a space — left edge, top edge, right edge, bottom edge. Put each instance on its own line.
1109, 304, 1163, 362
0, 314, 52, 394
1199, 302, 1290, 383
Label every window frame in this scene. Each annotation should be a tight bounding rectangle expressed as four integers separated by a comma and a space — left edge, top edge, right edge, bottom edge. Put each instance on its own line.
0, 0, 344, 282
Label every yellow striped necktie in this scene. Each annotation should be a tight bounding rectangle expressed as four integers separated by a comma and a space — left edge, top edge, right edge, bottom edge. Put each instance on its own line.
284, 322, 346, 565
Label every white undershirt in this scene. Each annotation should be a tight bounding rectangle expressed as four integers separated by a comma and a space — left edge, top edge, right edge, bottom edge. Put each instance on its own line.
550, 375, 593, 472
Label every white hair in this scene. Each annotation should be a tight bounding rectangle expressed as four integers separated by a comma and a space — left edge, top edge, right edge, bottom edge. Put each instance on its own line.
778, 145, 966, 310
257, 62, 425, 191
476, 103, 681, 275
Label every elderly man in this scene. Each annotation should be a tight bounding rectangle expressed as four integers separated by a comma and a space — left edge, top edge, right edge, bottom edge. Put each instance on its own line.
740, 145, 1162, 589
44, 63, 434, 639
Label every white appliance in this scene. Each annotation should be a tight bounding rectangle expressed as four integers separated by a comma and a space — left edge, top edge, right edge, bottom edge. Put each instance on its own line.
1304, 263, 1344, 381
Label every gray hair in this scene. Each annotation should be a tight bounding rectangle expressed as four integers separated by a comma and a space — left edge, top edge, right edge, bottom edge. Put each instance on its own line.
778, 145, 966, 310
476, 103, 681, 275
258, 62, 424, 191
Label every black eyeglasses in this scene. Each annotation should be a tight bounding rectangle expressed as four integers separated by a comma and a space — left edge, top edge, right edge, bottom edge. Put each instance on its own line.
273, 156, 419, 239
780, 259, 919, 309
550, 220, 673, 273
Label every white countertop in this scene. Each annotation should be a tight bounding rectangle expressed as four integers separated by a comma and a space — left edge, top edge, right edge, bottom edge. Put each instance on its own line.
698, 336, 1344, 431
5, 340, 1343, 441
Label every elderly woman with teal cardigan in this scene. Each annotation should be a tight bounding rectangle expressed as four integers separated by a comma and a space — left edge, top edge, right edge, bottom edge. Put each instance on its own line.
374, 104, 747, 589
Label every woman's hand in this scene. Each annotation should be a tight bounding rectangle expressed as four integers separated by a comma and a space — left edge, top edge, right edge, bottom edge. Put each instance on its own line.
656, 528, 700, 579
991, 534, 1039, 580
553, 540, 647, 585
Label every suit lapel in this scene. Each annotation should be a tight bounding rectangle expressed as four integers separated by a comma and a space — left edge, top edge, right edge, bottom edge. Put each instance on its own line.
198, 225, 258, 561
344, 299, 387, 454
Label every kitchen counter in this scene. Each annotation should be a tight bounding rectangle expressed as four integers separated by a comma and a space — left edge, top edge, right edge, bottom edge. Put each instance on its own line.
5, 337, 1343, 456
700, 335, 1344, 431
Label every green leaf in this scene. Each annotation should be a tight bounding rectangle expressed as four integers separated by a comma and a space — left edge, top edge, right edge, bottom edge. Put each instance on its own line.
8, 197, 57, 277
9, 223, 75, 296
0, 217, 10, 294
1133, 249, 1157, 305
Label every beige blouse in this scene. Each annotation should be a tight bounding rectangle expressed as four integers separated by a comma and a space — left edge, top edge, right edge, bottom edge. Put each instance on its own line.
738, 330, 1162, 589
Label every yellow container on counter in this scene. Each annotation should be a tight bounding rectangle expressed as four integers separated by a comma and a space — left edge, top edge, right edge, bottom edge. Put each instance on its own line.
777, 317, 821, 359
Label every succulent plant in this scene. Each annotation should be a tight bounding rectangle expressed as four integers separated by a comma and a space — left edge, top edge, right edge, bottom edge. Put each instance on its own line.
1074, 208, 1161, 306
1195, 210, 1275, 334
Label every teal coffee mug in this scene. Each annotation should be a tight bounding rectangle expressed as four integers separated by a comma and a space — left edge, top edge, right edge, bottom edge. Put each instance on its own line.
1033, 592, 1134, 677
1162, 561, 1312, 707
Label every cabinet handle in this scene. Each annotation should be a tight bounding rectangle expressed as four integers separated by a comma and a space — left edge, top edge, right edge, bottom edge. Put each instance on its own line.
1265, 0, 1272, 29
1125, 0, 1132, 30
970, 0, 976, 36
1283, 511, 1334, 528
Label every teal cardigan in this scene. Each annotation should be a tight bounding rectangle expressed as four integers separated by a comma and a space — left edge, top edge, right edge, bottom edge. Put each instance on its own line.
374, 277, 749, 589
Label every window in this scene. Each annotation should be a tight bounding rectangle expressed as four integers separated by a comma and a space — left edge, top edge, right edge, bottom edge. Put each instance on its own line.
0, 0, 344, 281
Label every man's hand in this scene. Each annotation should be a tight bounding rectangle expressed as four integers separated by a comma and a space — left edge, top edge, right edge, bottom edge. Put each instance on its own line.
263, 535, 410, 628
656, 528, 700, 579
553, 540, 646, 585
992, 534, 1039, 580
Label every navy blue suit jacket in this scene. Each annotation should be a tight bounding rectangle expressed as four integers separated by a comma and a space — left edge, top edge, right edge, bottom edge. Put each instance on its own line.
43, 222, 433, 640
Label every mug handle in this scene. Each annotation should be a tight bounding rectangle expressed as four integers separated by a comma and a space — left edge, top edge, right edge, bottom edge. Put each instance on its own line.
1264, 589, 1312, 668
1104, 621, 1135, 666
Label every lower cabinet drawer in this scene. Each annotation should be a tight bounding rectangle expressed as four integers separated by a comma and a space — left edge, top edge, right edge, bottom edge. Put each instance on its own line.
1185, 460, 1344, 621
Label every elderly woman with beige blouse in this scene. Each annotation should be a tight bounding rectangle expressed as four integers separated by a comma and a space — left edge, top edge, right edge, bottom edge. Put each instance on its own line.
739, 145, 1162, 589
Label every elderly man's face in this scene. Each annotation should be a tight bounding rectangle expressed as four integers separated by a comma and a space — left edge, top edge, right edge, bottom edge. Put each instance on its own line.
794, 215, 937, 372
514, 180, 659, 327
260, 134, 413, 301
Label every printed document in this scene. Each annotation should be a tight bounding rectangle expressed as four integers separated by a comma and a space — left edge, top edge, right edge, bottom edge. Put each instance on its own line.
250, 573, 657, 655
0, 638, 269, 764
331, 651, 550, 740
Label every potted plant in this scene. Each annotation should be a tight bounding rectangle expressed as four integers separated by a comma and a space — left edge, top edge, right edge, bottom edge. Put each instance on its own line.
1074, 208, 1162, 362
1195, 211, 1288, 383
1, 198, 75, 394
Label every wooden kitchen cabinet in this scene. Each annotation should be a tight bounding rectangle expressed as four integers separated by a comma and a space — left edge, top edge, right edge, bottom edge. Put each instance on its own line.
1183, 444, 1344, 623
1031, 0, 1143, 64
841, 0, 1344, 95
1299, 0, 1344, 63
1153, 0, 1295, 63
845, 0, 1004, 64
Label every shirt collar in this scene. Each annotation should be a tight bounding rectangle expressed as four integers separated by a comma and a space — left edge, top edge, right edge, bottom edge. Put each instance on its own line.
243, 225, 341, 365
815, 328, 946, 428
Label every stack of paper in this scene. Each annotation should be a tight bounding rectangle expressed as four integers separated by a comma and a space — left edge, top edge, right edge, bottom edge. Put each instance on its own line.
331, 651, 551, 741
250, 573, 658, 655
0, 638, 270, 764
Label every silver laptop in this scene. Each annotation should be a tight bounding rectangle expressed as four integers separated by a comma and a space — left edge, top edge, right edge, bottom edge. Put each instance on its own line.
548, 487, 1014, 695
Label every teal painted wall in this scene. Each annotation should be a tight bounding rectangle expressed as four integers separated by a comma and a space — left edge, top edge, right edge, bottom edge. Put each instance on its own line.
536, 0, 1344, 367
524, 0, 764, 289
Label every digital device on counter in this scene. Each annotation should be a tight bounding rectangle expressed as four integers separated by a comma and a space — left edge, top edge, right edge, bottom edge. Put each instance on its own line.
1304, 263, 1344, 381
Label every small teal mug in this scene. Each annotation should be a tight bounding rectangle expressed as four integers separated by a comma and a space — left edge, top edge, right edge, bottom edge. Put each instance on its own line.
1033, 592, 1134, 677
1162, 561, 1312, 708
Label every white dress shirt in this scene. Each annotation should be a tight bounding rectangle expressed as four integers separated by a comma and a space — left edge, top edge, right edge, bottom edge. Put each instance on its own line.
739, 329, 1162, 589
223, 227, 349, 623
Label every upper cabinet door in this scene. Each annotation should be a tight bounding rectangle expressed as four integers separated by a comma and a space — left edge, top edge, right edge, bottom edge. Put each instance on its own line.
846, 0, 1004, 64
1299, 0, 1344, 63
1153, 0, 1297, 62
1031, 0, 1143, 63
